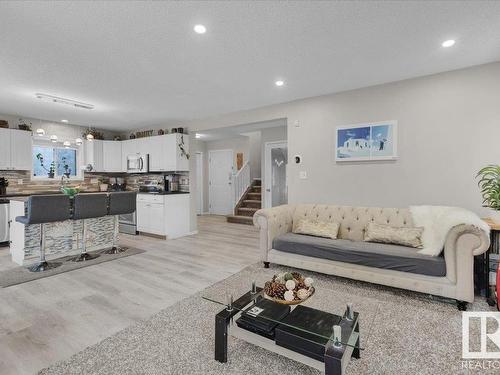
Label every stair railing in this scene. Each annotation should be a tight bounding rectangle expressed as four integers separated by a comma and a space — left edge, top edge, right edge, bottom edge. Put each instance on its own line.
233, 161, 251, 209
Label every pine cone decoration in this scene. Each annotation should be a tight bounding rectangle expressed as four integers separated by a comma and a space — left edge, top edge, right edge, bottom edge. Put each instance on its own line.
291, 272, 302, 280
264, 281, 287, 299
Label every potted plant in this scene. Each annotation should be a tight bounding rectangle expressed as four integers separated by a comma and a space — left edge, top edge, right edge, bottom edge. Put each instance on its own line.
60, 156, 72, 178
18, 118, 32, 132
35, 153, 56, 178
0, 177, 8, 195
477, 165, 500, 223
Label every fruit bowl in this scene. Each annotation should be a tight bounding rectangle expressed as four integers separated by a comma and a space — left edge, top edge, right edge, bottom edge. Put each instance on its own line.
263, 272, 314, 305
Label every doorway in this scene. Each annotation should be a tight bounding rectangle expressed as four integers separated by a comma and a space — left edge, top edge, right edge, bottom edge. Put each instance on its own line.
264, 141, 288, 208
195, 152, 204, 215
208, 149, 234, 215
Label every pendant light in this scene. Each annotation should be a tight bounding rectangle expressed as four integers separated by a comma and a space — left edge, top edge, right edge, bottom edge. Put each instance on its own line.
36, 119, 45, 136
86, 124, 94, 141
75, 138, 83, 146
63, 141, 71, 148
50, 135, 58, 143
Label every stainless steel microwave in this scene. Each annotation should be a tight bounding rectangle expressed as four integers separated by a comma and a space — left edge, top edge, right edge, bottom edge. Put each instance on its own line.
127, 153, 149, 173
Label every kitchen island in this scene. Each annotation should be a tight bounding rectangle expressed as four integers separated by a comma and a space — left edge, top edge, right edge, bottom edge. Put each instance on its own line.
8, 195, 116, 266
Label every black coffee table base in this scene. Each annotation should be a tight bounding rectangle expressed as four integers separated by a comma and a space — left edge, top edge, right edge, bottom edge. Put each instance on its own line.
213, 289, 360, 375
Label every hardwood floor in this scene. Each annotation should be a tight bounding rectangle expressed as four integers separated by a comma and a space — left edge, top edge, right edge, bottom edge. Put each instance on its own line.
0, 215, 259, 375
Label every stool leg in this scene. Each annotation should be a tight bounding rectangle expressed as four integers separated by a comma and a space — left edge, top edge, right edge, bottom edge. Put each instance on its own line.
73, 219, 100, 262
103, 216, 126, 254
28, 223, 62, 272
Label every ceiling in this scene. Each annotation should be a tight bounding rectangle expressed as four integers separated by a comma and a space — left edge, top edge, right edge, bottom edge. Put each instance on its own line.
196, 118, 286, 141
0, 1, 499, 131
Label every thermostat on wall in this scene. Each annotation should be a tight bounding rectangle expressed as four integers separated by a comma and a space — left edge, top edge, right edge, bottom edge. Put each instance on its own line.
294, 155, 302, 164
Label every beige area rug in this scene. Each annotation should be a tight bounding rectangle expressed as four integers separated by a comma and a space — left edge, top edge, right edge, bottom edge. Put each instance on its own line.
39, 262, 497, 374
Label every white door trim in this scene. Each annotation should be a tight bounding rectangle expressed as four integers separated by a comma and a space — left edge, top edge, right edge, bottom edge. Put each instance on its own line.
208, 149, 234, 215
195, 152, 204, 215
264, 141, 287, 209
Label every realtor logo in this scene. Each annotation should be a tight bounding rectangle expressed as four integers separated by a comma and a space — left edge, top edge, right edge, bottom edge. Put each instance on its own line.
462, 312, 500, 359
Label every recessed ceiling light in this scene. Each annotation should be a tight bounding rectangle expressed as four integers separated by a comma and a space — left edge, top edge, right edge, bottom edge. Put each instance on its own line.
275, 80, 285, 87
442, 39, 456, 48
194, 24, 207, 34
61, 119, 68, 123
195, 133, 202, 139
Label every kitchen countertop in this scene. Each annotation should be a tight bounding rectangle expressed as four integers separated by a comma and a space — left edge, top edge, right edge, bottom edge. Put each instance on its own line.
137, 191, 190, 195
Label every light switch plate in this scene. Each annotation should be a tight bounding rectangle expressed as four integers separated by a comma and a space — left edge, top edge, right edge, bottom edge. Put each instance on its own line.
294, 120, 300, 127
299, 171, 307, 179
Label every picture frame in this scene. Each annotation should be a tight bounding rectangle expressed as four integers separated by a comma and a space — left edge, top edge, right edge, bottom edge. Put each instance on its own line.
335, 120, 398, 162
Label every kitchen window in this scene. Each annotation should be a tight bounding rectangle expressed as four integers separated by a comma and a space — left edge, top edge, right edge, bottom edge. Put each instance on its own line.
32, 143, 82, 180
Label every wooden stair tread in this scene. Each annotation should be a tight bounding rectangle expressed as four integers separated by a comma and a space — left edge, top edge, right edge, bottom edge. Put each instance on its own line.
238, 207, 258, 212
226, 215, 254, 225
243, 200, 261, 203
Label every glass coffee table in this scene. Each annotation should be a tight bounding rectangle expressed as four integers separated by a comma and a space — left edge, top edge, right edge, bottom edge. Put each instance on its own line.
202, 283, 361, 375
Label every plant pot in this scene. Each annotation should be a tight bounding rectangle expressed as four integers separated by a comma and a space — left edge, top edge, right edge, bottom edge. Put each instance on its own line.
491, 210, 500, 224
99, 184, 109, 192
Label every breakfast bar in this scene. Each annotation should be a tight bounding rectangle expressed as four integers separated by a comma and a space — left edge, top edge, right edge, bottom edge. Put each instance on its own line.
8, 193, 120, 266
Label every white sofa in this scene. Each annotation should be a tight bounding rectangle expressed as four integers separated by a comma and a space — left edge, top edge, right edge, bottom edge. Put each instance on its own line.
253, 204, 490, 310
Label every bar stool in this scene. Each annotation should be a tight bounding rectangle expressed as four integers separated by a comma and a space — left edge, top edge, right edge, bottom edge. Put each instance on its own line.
15, 195, 71, 272
72, 193, 109, 262
104, 191, 137, 254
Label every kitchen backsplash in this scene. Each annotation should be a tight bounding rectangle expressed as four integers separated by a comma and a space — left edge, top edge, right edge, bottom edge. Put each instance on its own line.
0, 170, 190, 195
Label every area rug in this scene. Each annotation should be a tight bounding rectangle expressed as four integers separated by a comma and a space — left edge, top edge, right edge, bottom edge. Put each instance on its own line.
0, 247, 145, 288
38, 263, 495, 375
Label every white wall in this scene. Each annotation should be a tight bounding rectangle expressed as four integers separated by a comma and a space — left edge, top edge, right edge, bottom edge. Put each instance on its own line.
186, 62, 500, 216
242, 131, 262, 180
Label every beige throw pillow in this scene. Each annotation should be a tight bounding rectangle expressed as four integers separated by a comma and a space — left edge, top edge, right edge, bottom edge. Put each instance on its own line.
293, 219, 340, 239
364, 223, 424, 248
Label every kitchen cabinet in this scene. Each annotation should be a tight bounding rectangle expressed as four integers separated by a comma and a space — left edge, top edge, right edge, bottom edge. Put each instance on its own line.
0, 128, 32, 170
136, 193, 190, 238
102, 141, 122, 172
136, 194, 165, 235
148, 133, 189, 172
10, 130, 32, 170
84, 139, 103, 172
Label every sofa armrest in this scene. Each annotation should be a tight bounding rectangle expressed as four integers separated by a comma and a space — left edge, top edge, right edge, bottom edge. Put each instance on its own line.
253, 204, 294, 262
443, 224, 490, 289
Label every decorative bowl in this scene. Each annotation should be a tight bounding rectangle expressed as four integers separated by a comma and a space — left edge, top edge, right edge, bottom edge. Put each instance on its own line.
60, 186, 80, 197
263, 272, 315, 305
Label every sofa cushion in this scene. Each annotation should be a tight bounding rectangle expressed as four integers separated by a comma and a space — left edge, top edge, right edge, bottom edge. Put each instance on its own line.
364, 222, 424, 248
272, 232, 446, 277
292, 219, 340, 239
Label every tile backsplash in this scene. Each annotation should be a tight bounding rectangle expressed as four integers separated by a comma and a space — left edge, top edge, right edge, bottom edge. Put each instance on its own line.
0, 170, 190, 195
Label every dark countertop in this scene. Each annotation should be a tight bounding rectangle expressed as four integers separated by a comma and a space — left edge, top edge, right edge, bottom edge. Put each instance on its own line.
137, 191, 190, 195
0, 190, 133, 198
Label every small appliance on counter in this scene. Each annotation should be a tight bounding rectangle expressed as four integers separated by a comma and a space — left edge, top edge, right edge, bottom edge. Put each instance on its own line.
139, 179, 163, 194
110, 177, 127, 191
0, 177, 8, 196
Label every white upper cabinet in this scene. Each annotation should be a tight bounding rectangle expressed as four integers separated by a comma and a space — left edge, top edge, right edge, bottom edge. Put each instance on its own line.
102, 140, 122, 172
148, 133, 189, 172
121, 139, 134, 172
84, 139, 104, 172
0, 128, 11, 169
0, 128, 31, 170
10, 129, 32, 170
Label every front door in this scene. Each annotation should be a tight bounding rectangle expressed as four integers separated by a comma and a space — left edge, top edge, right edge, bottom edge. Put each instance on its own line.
209, 149, 234, 215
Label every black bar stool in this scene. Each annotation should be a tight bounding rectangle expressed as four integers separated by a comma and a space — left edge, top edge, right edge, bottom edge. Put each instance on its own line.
15, 195, 71, 272
72, 193, 109, 262
104, 191, 137, 254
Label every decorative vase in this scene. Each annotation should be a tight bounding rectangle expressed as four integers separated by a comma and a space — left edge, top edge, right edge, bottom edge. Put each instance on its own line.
491, 210, 500, 224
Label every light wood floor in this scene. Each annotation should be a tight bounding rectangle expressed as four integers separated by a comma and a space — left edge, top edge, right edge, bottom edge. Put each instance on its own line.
0, 215, 259, 375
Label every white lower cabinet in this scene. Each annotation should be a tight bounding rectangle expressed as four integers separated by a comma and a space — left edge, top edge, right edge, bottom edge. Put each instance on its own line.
136, 193, 190, 238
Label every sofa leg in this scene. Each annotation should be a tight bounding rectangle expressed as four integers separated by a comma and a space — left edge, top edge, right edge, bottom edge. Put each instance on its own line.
457, 300, 468, 311
263, 261, 270, 269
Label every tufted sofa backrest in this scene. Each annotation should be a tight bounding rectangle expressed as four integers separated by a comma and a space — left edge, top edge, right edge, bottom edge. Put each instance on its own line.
292, 204, 414, 241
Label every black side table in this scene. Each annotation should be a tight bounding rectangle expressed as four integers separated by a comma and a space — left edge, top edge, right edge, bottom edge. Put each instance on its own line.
482, 218, 499, 306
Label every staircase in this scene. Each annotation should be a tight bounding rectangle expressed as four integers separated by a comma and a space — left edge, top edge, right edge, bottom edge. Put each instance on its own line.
226, 178, 261, 225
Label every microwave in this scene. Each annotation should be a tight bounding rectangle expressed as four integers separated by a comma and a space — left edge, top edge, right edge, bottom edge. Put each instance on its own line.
127, 153, 149, 173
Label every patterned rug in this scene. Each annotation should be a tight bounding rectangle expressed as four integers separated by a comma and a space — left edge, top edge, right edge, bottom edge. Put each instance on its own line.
0, 247, 145, 288
39, 263, 495, 374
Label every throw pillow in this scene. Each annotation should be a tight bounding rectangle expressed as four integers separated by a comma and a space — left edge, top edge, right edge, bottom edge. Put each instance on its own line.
293, 219, 340, 239
364, 222, 424, 248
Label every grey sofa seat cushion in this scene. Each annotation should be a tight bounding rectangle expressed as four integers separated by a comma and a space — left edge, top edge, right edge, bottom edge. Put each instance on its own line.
272, 232, 446, 277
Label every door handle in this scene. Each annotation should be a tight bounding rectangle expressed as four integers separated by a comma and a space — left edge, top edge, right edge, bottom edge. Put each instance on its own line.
266, 189, 271, 192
